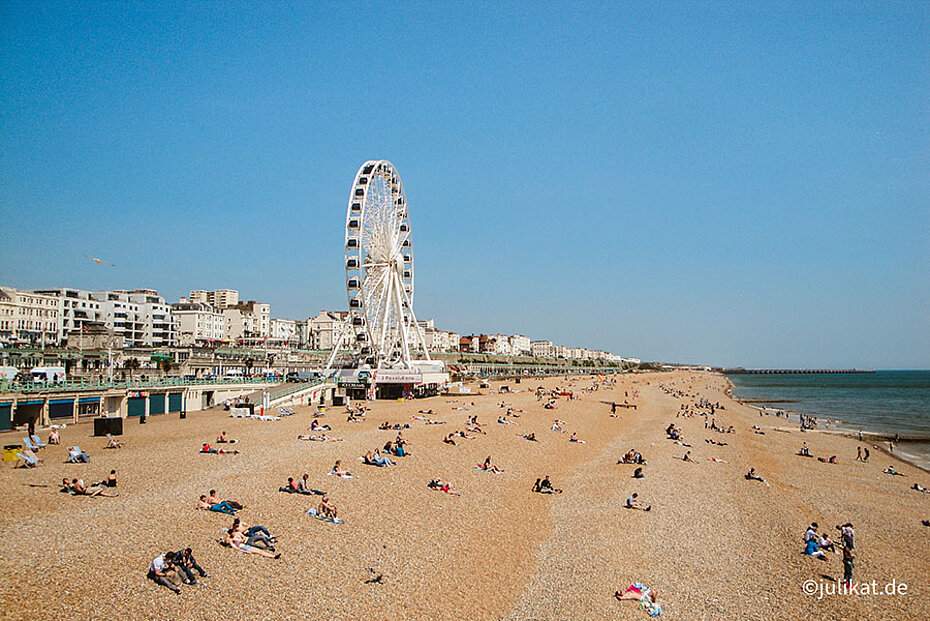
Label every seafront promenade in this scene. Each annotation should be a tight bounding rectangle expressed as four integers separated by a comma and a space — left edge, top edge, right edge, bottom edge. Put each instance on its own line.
0, 370, 926, 620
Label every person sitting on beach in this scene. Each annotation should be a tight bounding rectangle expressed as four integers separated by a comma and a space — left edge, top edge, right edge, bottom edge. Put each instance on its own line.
804, 536, 827, 560
532, 475, 562, 494
428, 478, 461, 496
279, 477, 301, 493
569, 432, 585, 444
818, 532, 837, 553
442, 433, 458, 446
497, 416, 512, 425
201, 443, 238, 455
632, 467, 644, 479
522, 433, 538, 442
68, 446, 90, 463
216, 431, 238, 444
379, 421, 392, 430
48, 428, 60, 445
482, 456, 503, 474
198, 495, 238, 515
798, 442, 812, 457
298, 473, 321, 495
364, 449, 394, 467
309, 419, 331, 432
147, 551, 183, 593
884, 465, 906, 476
96, 469, 118, 488
331, 460, 352, 478
223, 529, 280, 559
318, 495, 338, 520
551, 420, 565, 432
683, 451, 698, 463
625, 493, 651, 511
745, 468, 766, 483
912, 483, 930, 494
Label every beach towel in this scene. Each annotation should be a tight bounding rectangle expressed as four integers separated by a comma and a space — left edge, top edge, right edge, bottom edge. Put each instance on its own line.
306, 508, 343, 524
327, 472, 354, 479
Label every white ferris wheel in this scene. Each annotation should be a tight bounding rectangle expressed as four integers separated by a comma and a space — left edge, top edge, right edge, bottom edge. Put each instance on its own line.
326, 160, 431, 371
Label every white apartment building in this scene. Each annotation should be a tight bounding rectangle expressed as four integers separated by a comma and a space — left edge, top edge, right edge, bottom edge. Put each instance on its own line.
0, 286, 62, 345
269, 318, 298, 344
488, 335, 513, 356
172, 301, 226, 346
30, 287, 175, 347
530, 340, 555, 358
190, 289, 239, 309
308, 311, 348, 350
509, 334, 531, 356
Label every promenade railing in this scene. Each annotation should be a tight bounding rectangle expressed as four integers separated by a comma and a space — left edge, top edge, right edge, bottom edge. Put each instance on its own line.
3, 376, 286, 395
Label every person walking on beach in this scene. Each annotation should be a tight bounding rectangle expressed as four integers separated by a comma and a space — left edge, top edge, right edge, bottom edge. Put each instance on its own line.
842, 542, 855, 587
856, 447, 863, 462
863, 447, 870, 462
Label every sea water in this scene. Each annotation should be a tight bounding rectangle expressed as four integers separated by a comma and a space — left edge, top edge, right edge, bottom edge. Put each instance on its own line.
726, 371, 930, 469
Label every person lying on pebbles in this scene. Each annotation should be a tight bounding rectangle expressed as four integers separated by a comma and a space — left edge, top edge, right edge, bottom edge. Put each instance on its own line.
705, 438, 728, 446
615, 582, 661, 616
625, 492, 651, 511
222, 529, 280, 559
428, 478, 461, 496
912, 483, 930, 494
532, 476, 562, 494
884, 465, 907, 476
231, 517, 275, 543
329, 460, 353, 478
60, 477, 116, 497
442, 433, 458, 446
297, 434, 343, 442
198, 495, 238, 515
520, 433, 539, 442
201, 443, 238, 455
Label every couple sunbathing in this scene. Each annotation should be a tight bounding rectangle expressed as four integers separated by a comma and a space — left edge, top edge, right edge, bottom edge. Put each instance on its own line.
279, 475, 324, 495
61, 476, 117, 497
221, 525, 280, 559
363, 449, 394, 467
197, 490, 243, 515
428, 478, 461, 496
297, 433, 343, 442
201, 443, 239, 454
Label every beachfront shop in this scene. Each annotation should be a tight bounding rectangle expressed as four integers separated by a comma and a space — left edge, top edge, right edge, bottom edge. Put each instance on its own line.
373, 370, 449, 400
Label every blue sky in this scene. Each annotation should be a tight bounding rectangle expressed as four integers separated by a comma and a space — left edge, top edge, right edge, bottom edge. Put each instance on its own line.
1, 2, 928, 368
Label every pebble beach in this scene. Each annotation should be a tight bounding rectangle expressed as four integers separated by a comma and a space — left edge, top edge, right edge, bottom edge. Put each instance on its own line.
1, 371, 927, 620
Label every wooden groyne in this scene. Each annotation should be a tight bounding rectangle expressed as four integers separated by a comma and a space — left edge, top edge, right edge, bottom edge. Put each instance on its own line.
723, 369, 874, 375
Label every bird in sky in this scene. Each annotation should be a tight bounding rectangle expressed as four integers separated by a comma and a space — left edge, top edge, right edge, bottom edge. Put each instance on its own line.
84, 254, 116, 267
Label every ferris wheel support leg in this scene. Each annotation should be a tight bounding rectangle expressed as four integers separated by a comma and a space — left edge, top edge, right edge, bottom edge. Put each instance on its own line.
376, 271, 395, 366
392, 271, 414, 368
401, 284, 432, 361
324, 317, 350, 372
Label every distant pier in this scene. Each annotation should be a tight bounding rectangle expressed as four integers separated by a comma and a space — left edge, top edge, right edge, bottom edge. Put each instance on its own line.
723, 369, 875, 375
